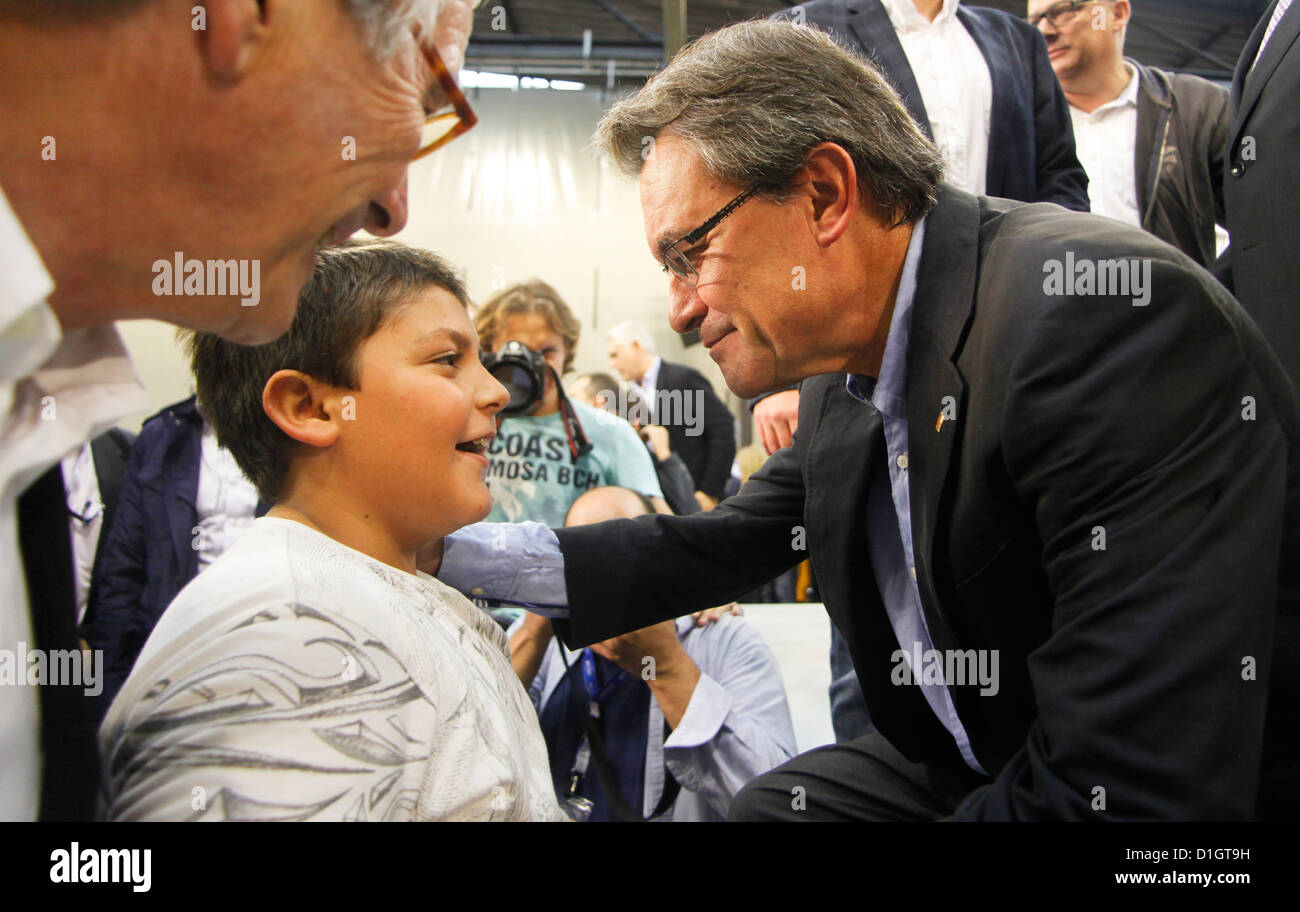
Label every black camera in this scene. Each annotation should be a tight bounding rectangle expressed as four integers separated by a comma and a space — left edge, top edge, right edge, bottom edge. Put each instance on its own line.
481, 340, 549, 417
481, 339, 592, 461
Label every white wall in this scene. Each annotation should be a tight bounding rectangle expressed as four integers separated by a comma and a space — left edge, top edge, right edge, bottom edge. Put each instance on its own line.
116, 86, 741, 431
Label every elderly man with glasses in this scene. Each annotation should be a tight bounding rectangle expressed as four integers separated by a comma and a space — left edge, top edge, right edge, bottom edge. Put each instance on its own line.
439, 19, 1300, 820
0, 0, 477, 822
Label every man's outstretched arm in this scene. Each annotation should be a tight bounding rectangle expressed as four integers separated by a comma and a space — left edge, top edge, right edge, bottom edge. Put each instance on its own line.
438, 430, 808, 644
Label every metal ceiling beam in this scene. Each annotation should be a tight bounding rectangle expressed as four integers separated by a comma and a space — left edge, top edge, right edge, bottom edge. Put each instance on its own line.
663, 0, 687, 59
589, 0, 660, 42
1127, 16, 1238, 73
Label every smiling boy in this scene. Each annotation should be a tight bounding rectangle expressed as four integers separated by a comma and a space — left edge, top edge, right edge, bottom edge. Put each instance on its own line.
99, 240, 566, 821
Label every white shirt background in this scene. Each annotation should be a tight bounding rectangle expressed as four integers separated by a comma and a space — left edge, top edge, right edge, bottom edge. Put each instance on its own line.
0, 184, 149, 820
60, 443, 102, 626
1069, 63, 1142, 226
881, 0, 993, 195
194, 420, 260, 570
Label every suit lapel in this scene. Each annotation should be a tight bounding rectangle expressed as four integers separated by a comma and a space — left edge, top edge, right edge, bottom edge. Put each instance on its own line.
1231, 1, 1296, 147
955, 6, 1009, 194
905, 187, 979, 647
849, 0, 932, 138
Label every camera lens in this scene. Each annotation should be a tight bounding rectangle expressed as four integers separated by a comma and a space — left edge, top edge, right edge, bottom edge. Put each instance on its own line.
491, 363, 541, 413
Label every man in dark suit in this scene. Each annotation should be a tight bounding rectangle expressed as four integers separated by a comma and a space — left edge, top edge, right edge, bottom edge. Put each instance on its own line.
775, 0, 1089, 210
16, 427, 133, 821
440, 20, 1299, 819
606, 322, 736, 507
1224, 0, 1299, 393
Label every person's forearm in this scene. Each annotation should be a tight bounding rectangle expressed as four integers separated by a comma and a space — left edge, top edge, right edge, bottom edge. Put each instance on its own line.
508, 623, 554, 688
646, 654, 702, 729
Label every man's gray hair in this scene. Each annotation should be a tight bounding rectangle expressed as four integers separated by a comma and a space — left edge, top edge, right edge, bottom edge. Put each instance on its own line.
606, 321, 656, 354
595, 19, 944, 226
348, 0, 447, 61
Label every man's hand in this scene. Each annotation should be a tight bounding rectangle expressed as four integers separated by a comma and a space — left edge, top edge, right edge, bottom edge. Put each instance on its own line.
591, 620, 700, 728
590, 620, 687, 678
690, 602, 741, 626
640, 424, 672, 461
432, 0, 476, 74
753, 389, 800, 454
693, 490, 718, 511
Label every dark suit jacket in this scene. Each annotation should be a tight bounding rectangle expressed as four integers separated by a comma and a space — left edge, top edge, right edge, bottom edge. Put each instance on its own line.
83, 396, 268, 709
555, 186, 1300, 819
652, 360, 736, 500
1133, 61, 1229, 270
16, 427, 133, 820
1224, 0, 1300, 393
776, 0, 1089, 210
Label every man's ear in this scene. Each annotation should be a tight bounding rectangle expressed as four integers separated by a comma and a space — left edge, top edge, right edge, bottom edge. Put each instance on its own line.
263, 369, 343, 449
198, 0, 271, 84
798, 143, 859, 247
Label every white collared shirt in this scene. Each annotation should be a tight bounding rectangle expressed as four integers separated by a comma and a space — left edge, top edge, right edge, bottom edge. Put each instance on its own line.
639, 356, 663, 423
194, 420, 260, 570
880, 0, 993, 195
0, 183, 150, 820
61, 443, 103, 626
1069, 63, 1142, 227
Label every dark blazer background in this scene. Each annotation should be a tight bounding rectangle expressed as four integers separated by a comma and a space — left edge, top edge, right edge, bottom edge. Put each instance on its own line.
555, 188, 1300, 819
1224, 0, 1300, 393
17, 427, 133, 820
83, 396, 268, 709
1133, 60, 1229, 270
653, 360, 736, 501
776, 0, 1089, 211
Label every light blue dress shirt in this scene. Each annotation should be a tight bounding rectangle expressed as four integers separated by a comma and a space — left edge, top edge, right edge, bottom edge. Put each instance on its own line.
845, 218, 985, 775
441, 216, 985, 774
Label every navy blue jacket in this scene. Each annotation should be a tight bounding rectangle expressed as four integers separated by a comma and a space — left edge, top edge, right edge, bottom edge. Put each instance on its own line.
83, 396, 266, 709
775, 0, 1090, 211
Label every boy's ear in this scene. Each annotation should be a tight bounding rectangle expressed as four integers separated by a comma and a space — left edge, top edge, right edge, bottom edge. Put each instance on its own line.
198, 0, 272, 85
263, 370, 342, 449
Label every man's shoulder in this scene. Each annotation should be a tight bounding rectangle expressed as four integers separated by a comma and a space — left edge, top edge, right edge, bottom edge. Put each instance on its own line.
958, 3, 1043, 43
1136, 61, 1229, 111
657, 359, 707, 387
680, 614, 775, 670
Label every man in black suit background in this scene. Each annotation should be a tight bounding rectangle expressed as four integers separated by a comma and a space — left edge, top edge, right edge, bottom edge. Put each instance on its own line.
1224, 0, 1299, 393
439, 20, 1298, 819
606, 322, 736, 509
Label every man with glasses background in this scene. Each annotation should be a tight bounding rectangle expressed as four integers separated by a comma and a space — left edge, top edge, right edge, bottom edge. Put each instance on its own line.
0, 0, 478, 821
1029, 0, 1230, 271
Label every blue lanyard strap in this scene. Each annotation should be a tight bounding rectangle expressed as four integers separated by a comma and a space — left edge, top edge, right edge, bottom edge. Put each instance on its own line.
580, 648, 627, 707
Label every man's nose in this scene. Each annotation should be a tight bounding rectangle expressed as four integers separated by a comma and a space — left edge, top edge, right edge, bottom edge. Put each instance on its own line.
364, 175, 410, 238
667, 280, 706, 335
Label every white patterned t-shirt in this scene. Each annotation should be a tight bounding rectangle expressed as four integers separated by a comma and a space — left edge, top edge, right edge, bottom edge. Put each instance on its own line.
99, 516, 566, 822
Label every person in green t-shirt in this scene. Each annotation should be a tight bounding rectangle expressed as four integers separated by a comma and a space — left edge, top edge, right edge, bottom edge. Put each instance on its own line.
474, 280, 665, 527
